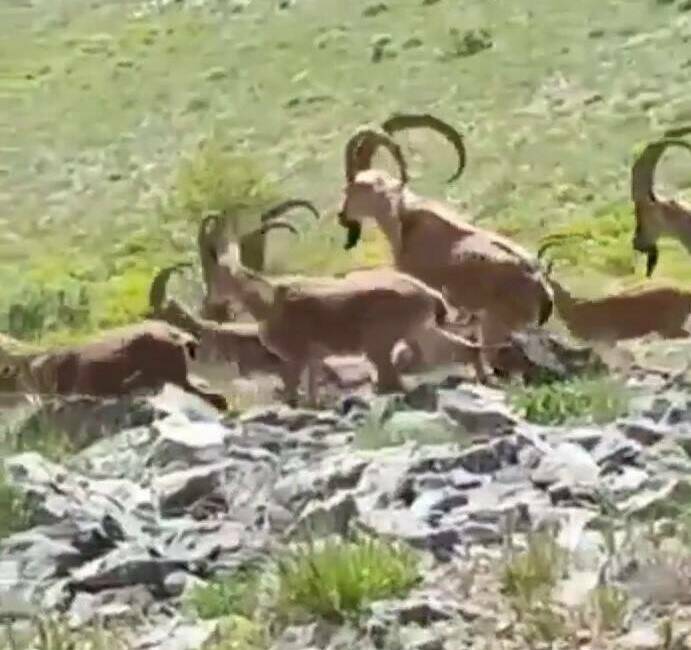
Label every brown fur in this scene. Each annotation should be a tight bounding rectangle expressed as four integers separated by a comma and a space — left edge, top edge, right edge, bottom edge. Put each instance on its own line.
539, 240, 691, 342
0, 322, 227, 410
337, 119, 554, 359
207, 227, 491, 405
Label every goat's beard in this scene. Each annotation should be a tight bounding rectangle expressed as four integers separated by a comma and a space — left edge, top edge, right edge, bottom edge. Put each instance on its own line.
645, 246, 659, 278
343, 221, 362, 250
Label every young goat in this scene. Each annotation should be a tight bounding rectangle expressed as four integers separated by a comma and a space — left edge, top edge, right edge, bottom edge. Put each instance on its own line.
538, 239, 691, 342
148, 263, 285, 377
205, 219, 492, 405
0, 323, 227, 410
335, 114, 554, 364
630, 136, 691, 277
197, 200, 320, 322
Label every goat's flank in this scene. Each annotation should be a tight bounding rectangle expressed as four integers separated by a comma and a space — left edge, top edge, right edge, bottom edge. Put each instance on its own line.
0, 322, 227, 410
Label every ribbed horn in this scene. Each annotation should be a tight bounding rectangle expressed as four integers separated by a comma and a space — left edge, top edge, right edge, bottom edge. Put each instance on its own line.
344, 126, 408, 184
631, 138, 691, 203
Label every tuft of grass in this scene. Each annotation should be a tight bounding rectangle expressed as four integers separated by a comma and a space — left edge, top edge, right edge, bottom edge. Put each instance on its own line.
585, 584, 629, 635
204, 616, 268, 650
507, 375, 630, 425
185, 568, 261, 621
23, 616, 129, 650
500, 531, 567, 607
274, 536, 420, 623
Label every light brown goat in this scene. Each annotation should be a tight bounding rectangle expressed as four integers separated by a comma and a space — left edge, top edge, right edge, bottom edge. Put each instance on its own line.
630, 136, 691, 277
335, 114, 554, 364
198, 200, 320, 322
148, 262, 285, 377
538, 239, 691, 342
0, 322, 227, 410
205, 219, 492, 405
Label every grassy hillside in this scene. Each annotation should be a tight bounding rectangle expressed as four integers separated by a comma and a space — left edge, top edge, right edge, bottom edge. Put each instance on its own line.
2, 0, 691, 343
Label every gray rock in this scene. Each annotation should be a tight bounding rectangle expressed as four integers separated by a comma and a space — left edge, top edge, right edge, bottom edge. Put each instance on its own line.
152, 464, 227, 516
369, 593, 458, 626
438, 389, 517, 436
291, 492, 358, 540
531, 442, 599, 488
617, 419, 666, 446
146, 417, 230, 468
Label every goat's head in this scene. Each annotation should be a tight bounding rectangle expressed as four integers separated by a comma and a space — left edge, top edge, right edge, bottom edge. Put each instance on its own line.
338, 114, 466, 250
630, 137, 691, 277
205, 201, 309, 305
536, 233, 590, 284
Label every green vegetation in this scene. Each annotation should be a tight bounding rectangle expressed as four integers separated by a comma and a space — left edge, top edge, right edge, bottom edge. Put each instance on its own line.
3, 0, 691, 344
507, 375, 630, 425
186, 567, 261, 621
0, 465, 30, 540
274, 536, 420, 623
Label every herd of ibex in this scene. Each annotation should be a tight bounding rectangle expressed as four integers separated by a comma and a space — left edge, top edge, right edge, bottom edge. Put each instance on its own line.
1, 114, 690, 409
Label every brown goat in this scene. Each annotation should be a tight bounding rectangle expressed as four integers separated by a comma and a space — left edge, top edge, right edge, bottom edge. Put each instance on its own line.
334, 114, 554, 363
148, 263, 285, 377
198, 200, 320, 322
630, 136, 691, 277
206, 219, 492, 405
0, 323, 227, 410
538, 239, 691, 342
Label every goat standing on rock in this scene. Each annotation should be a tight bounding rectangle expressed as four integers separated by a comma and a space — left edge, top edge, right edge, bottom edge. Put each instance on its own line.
630, 136, 691, 277
204, 212, 494, 405
335, 114, 554, 369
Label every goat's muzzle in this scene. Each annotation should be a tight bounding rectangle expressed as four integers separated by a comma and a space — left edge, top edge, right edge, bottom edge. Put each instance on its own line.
338, 212, 362, 250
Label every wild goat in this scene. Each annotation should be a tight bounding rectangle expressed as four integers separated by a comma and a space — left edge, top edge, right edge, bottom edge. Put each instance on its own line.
335, 114, 554, 364
205, 218, 493, 405
198, 200, 320, 322
148, 262, 285, 377
630, 136, 691, 277
538, 238, 691, 342
0, 322, 228, 410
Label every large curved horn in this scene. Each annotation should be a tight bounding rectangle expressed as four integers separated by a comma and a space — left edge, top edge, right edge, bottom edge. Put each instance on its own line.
256, 219, 300, 237
261, 199, 320, 223
631, 138, 691, 203
663, 125, 691, 139
148, 262, 193, 314
380, 113, 467, 183
536, 233, 590, 262
198, 212, 224, 279
344, 127, 408, 184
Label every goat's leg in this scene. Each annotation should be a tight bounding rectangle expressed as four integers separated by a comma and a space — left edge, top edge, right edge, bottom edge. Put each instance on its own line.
425, 325, 489, 385
279, 360, 303, 407
306, 357, 322, 408
367, 345, 405, 394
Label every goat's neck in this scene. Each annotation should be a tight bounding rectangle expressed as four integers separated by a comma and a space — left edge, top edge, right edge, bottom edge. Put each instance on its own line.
231, 269, 276, 321
372, 187, 417, 264
550, 280, 581, 320
660, 199, 691, 252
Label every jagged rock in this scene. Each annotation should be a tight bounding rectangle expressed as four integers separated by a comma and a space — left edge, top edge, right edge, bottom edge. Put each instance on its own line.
530, 442, 600, 488
152, 464, 227, 516
146, 417, 230, 468
290, 492, 358, 539
368, 593, 458, 626
438, 389, 517, 436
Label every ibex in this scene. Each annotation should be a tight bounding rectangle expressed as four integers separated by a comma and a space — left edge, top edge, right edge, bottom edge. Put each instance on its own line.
204, 216, 493, 405
198, 200, 320, 322
148, 262, 285, 377
538, 237, 691, 342
334, 113, 554, 366
630, 136, 691, 277
0, 323, 228, 411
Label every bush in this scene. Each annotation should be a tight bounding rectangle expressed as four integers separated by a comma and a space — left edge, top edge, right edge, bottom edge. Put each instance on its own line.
274, 536, 420, 623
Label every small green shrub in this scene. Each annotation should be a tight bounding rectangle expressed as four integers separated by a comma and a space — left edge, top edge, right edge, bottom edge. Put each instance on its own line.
274, 536, 420, 623
167, 137, 280, 239
186, 568, 260, 620
507, 376, 629, 425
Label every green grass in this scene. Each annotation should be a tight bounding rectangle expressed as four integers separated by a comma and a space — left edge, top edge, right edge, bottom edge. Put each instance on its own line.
507, 375, 630, 425
186, 568, 260, 621
274, 536, 420, 624
0, 465, 30, 540
2, 0, 691, 344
